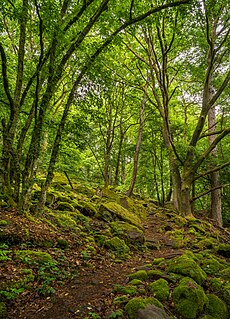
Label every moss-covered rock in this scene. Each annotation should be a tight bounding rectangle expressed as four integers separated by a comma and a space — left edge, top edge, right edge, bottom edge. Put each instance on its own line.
128, 270, 148, 281
113, 295, 129, 304
194, 238, 218, 250
77, 201, 98, 217
219, 267, 230, 279
206, 294, 228, 319
199, 254, 225, 275
216, 243, 230, 258
209, 277, 224, 292
149, 278, 169, 302
147, 269, 164, 280
49, 212, 77, 229
104, 237, 130, 256
152, 258, 165, 265
57, 238, 69, 249
167, 254, 207, 284
125, 297, 163, 319
0, 220, 8, 226
129, 279, 144, 286
98, 202, 142, 228
14, 250, 52, 264
172, 277, 208, 319
223, 283, 230, 305
57, 201, 75, 212
0, 302, 7, 319
111, 221, 145, 246
114, 284, 137, 295
137, 304, 170, 319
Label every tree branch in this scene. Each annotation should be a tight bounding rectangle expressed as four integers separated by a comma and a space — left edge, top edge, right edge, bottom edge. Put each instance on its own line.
193, 161, 230, 182
192, 128, 230, 173
0, 43, 14, 110
191, 184, 230, 202
208, 68, 230, 108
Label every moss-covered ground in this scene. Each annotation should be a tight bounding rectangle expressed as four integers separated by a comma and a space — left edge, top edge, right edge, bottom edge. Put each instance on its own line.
0, 175, 230, 318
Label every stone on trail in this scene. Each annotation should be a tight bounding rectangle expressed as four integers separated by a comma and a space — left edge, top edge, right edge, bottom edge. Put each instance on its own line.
137, 304, 170, 319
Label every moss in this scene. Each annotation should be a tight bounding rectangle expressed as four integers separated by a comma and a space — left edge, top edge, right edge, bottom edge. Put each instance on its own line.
78, 201, 98, 217
149, 278, 169, 302
206, 294, 228, 319
0, 302, 6, 319
0, 220, 8, 226
114, 284, 137, 295
219, 267, 230, 279
209, 277, 224, 292
199, 255, 225, 275
95, 235, 107, 247
49, 212, 77, 229
104, 237, 130, 256
111, 221, 144, 246
172, 277, 208, 319
152, 258, 165, 265
167, 254, 207, 284
57, 238, 68, 249
129, 279, 144, 286
195, 238, 217, 250
223, 283, 230, 305
21, 269, 35, 284
57, 201, 75, 212
113, 295, 129, 304
216, 243, 230, 258
128, 270, 148, 281
147, 269, 164, 280
14, 250, 52, 264
124, 297, 163, 319
98, 202, 142, 228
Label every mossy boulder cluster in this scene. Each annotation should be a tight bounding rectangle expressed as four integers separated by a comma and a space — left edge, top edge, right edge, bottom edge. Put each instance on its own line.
112, 251, 230, 318
1, 176, 230, 318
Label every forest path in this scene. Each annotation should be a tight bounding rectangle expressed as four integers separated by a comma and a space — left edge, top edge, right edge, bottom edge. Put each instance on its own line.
8, 212, 183, 319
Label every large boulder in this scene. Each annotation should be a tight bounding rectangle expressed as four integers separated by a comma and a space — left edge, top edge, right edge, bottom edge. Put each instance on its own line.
137, 304, 170, 319
167, 253, 207, 284
172, 277, 208, 319
97, 202, 142, 228
111, 221, 145, 245
205, 294, 228, 319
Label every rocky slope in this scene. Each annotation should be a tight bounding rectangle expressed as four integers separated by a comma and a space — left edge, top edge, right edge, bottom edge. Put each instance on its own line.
0, 174, 230, 319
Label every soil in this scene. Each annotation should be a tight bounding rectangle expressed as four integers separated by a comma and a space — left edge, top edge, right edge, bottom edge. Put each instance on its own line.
0, 209, 187, 319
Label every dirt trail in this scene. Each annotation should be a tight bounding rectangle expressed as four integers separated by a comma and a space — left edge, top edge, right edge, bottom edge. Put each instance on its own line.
7, 213, 183, 319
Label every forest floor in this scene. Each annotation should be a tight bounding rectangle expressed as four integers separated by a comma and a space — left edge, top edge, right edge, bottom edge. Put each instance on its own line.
2, 209, 185, 319
1, 180, 230, 319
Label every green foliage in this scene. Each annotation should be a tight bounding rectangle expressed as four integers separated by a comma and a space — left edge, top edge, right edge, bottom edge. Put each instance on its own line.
0, 287, 25, 300
0, 302, 6, 319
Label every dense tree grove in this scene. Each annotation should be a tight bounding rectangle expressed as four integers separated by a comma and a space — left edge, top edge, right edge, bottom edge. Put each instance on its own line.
0, 0, 229, 225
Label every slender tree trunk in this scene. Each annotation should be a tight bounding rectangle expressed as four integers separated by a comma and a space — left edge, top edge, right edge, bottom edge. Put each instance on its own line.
208, 106, 222, 226
127, 78, 149, 196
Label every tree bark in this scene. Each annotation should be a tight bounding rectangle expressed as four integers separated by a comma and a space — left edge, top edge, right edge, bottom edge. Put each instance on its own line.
127, 77, 149, 196
208, 106, 222, 226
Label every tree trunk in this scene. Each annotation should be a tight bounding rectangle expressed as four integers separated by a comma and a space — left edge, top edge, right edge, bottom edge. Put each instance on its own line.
127, 77, 149, 196
208, 106, 222, 226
